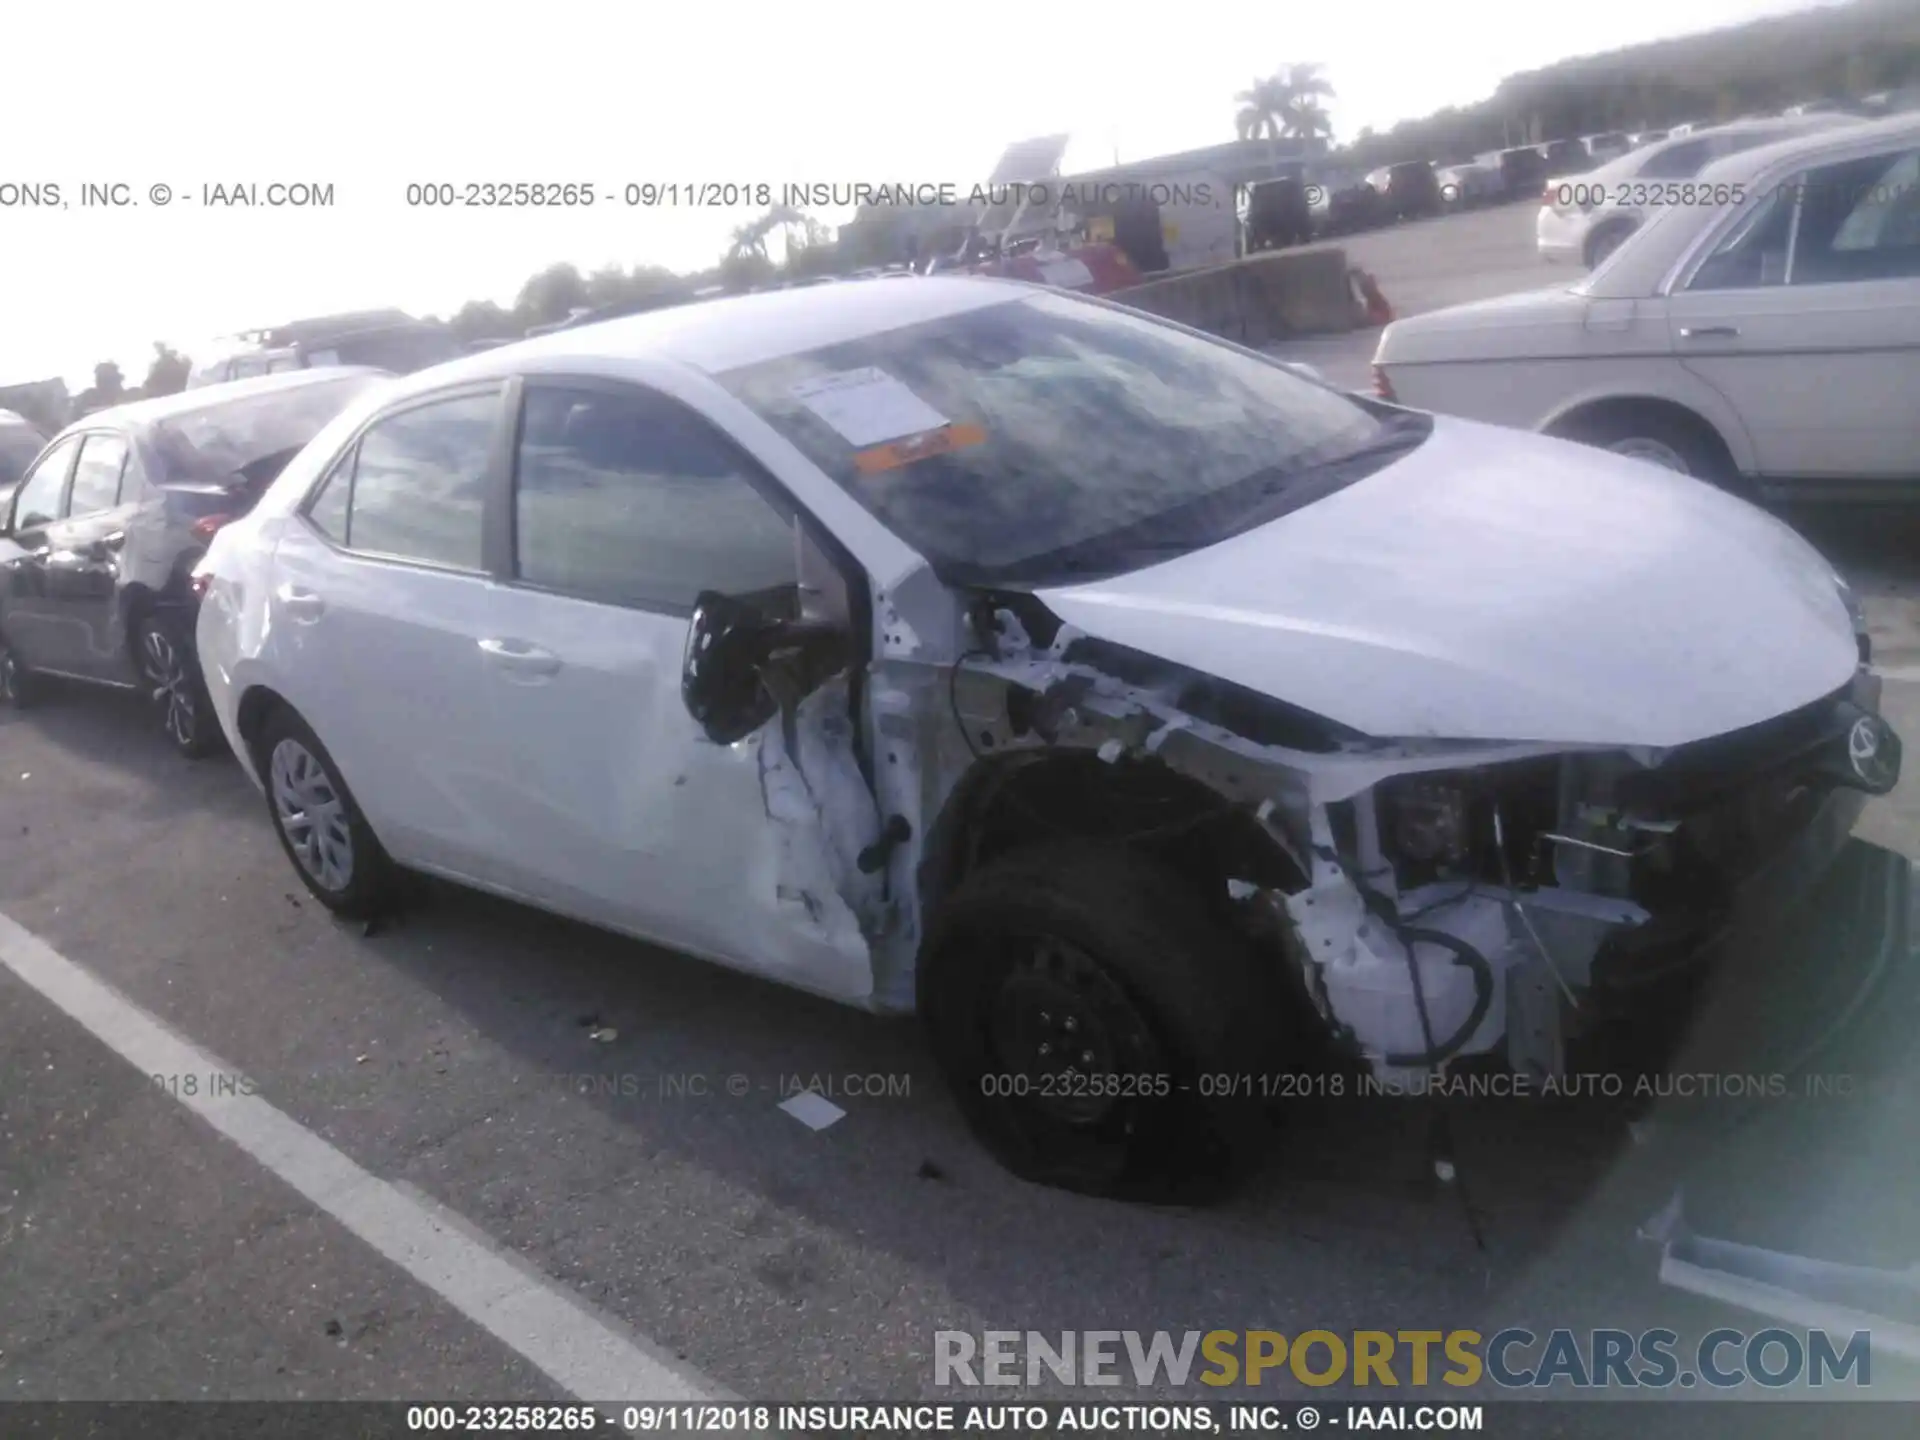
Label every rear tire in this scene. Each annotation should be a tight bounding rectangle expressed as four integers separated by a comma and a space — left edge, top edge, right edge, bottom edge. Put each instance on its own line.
257, 706, 400, 919
0, 631, 41, 709
135, 613, 223, 758
920, 842, 1283, 1202
1555, 406, 1749, 496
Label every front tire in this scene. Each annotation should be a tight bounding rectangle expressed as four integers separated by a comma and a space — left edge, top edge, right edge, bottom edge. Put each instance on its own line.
921, 843, 1283, 1202
135, 613, 223, 758
257, 706, 400, 919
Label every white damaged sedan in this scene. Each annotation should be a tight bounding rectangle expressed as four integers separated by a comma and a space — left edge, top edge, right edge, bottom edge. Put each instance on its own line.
195, 275, 1906, 1199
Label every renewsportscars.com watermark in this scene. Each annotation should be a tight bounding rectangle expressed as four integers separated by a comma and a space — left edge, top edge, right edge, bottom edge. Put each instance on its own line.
934, 1328, 1873, 1390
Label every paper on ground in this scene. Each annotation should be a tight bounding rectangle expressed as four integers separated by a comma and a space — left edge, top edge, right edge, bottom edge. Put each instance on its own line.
778, 1091, 847, 1131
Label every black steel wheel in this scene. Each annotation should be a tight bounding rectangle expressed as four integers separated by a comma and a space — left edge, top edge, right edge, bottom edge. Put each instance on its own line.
922, 842, 1282, 1201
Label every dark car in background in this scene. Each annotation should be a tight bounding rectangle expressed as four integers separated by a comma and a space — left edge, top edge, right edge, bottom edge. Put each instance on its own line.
1382, 160, 1444, 220
1242, 176, 1315, 249
187, 310, 461, 389
1495, 145, 1550, 199
1541, 138, 1594, 176
1307, 168, 1380, 235
0, 368, 387, 752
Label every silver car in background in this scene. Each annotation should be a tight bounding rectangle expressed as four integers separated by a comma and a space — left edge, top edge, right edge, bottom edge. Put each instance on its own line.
1537, 113, 1860, 268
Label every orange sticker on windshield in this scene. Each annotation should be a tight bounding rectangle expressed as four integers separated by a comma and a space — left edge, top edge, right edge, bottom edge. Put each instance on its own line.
853, 422, 986, 474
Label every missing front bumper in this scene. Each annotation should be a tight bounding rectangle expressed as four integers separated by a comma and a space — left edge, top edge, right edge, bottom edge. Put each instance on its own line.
1646, 840, 1920, 1334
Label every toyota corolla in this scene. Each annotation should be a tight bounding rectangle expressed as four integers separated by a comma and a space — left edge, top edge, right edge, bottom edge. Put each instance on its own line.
194, 276, 1907, 1200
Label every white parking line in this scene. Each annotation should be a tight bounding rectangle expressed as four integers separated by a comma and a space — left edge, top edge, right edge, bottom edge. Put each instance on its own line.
0, 908, 729, 1405
1877, 663, 1920, 687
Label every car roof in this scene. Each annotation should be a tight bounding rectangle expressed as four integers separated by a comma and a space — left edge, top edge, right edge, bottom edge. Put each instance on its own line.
1583, 110, 1920, 298
1585, 111, 1862, 182
371, 275, 1040, 394
51, 366, 391, 440
1692, 109, 1915, 185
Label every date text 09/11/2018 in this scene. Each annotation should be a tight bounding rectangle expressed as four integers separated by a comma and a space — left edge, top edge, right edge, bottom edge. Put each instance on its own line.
401, 1403, 1479, 1433
399, 180, 1217, 210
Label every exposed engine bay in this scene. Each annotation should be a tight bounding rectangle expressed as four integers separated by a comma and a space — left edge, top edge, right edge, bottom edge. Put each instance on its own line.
850, 589, 1904, 1088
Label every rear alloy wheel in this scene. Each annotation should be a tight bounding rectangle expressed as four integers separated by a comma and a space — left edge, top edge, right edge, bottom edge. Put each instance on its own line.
259, 707, 399, 919
921, 842, 1283, 1202
1557, 407, 1747, 496
136, 617, 223, 758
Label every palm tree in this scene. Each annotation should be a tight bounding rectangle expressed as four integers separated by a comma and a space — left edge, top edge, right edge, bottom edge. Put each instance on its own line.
1235, 76, 1291, 141
727, 217, 771, 262
1236, 63, 1337, 149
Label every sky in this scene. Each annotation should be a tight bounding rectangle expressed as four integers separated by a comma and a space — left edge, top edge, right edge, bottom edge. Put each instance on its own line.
1, 0, 1837, 391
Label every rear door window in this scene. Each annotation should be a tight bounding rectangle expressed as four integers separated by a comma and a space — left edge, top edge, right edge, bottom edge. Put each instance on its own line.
1795, 147, 1920, 283
308, 390, 499, 570
1689, 185, 1799, 290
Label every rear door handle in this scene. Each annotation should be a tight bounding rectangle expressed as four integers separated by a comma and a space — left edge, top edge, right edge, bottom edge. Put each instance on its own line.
1678, 325, 1740, 339
277, 584, 326, 620
478, 637, 562, 677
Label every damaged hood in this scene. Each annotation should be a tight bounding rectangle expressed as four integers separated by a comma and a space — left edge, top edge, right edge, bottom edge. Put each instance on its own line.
1036, 416, 1858, 748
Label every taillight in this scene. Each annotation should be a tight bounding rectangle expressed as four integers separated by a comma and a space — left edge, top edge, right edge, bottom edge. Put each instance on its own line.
1372, 364, 1397, 401
191, 513, 233, 541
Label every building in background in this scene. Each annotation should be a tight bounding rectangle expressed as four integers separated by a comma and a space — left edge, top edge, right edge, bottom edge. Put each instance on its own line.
0, 378, 71, 435
837, 134, 1318, 278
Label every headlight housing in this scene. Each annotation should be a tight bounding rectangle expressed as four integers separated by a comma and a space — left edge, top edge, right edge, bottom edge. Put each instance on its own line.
1834, 571, 1870, 665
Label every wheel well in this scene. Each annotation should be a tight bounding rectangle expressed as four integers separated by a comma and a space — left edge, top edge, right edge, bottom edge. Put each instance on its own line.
1547, 396, 1737, 470
235, 685, 291, 766
120, 584, 160, 634
918, 751, 1303, 924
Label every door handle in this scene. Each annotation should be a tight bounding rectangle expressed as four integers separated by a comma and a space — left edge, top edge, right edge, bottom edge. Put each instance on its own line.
277, 584, 326, 620
478, 637, 562, 677
1678, 325, 1740, 339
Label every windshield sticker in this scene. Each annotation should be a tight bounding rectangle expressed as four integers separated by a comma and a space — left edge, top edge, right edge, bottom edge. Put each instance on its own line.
852, 422, 987, 475
791, 368, 952, 448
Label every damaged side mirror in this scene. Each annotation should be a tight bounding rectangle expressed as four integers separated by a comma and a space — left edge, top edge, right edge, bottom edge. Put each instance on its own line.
681, 588, 851, 746
682, 590, 787, 745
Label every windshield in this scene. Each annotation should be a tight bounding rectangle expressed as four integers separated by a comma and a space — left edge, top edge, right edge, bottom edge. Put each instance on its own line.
148, 374, 384, 486
719, 291, 1420, 585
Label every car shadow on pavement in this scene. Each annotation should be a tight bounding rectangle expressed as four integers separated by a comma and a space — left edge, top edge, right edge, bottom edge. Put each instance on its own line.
2, 684, 261, 820
316, 871, 1685, 1371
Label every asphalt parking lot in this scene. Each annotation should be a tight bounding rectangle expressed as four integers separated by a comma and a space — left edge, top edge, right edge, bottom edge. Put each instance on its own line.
5, 201, 1920, 1418
1266, 198, 1560, 390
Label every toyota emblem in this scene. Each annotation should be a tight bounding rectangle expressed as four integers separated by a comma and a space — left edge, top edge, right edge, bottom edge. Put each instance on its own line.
1849, 716, 1881, 775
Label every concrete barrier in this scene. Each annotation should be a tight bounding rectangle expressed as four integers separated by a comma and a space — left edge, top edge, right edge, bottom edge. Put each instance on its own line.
1109, 247, 1358, 346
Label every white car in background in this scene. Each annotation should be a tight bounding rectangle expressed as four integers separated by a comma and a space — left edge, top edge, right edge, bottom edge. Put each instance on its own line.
1379, 112, 1920, 499
1583, 132, 1634, 165
1538, 113, 1859, 268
